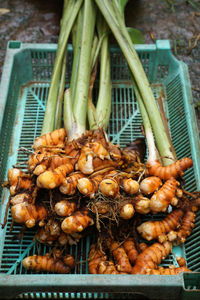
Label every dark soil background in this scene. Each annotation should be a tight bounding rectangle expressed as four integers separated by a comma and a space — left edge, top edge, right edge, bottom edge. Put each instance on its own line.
0, 0, 199, 131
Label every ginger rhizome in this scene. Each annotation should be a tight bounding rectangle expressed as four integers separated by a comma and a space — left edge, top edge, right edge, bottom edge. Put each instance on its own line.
11, 202, 47, 228
137, 209, 184, 241
109, 240, 132, 273
4, 127, 197, 277
150, 178, 178, 213
123, 238, 139, 264
33, 128, 67, 150
131, 241, 172, 274
23, 252, 75, 274
146, 158, 193, 180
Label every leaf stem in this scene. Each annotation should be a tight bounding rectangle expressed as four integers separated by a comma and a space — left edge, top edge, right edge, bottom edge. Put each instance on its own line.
42, 0, 83, 134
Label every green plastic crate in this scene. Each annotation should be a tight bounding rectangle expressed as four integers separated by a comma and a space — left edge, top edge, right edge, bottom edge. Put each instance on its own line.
0, 40, 200, 300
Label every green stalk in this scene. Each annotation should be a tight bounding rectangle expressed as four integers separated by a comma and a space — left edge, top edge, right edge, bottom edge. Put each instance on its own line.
133, 80, 158, 163
95, 15, 112, 130
90, 34, 99, 71
113, 0, 129, 20
88, 64, 98, 130
64, 89, 76, 140
70, 7, 83, 101
54, 52, 67, 130
72, 0, 96, 138
95, 0, 175, 165
87, 14, 112, 131
42, 0, 83, 134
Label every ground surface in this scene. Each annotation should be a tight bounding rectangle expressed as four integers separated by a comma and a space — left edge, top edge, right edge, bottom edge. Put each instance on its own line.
0, 0, 199, 131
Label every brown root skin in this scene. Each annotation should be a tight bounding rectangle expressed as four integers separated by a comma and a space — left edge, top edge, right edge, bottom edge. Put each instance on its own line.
176, 210, 196, 244
146, 266, 190, 275
36, 227, 59, 245
28, 150, 50, 173
131, 241, 172, 274
109, 240, 132, 273
87, 142, 110, 160
8, 168, 25, 186
137, 209, 184, 241
97, 261, 119, 274
61, 209, 94, 234
10, 193, 32, 206
138, 242, 148, 252
92, 157, 120, 172
11, 202, 47, 228
59, 172, 85, 195
146, 158, 193, 180
146, 266, 191, 275
150, 178, 178, 213
122, 138, 146, 163
36, 229, 56, 245
88, 244, 107, 274
34, 156, 73, 176
121, 139, 146, 175
7, 168, 32, 196
140, 176, 162, 195
23, 253, 74, 274
123, 238, 139, 264
32, 128, 67, 150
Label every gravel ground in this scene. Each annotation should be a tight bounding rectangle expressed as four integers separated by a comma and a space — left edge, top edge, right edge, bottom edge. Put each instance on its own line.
0, 0, 199, 129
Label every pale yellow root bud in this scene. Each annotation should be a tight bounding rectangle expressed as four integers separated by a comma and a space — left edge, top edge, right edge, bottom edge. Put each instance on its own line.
55, 200, 77, 217
77, 178, 94, 197
176, 188, 183, 198
120, 203, 135, 219
134, 196, 151, 214
122, 178, 139, 195
171, 197, 179, 206
34, 164, 47, 176
99, 178, 119, 198
25, 219, 36, 228
139, 176, 162, 195
8, 168, 22, 185
61, 209, 94, 234
76, 147, 94, 175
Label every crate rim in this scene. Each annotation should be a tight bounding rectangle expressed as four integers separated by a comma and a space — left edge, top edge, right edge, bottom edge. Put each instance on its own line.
0, 273, 192, 299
